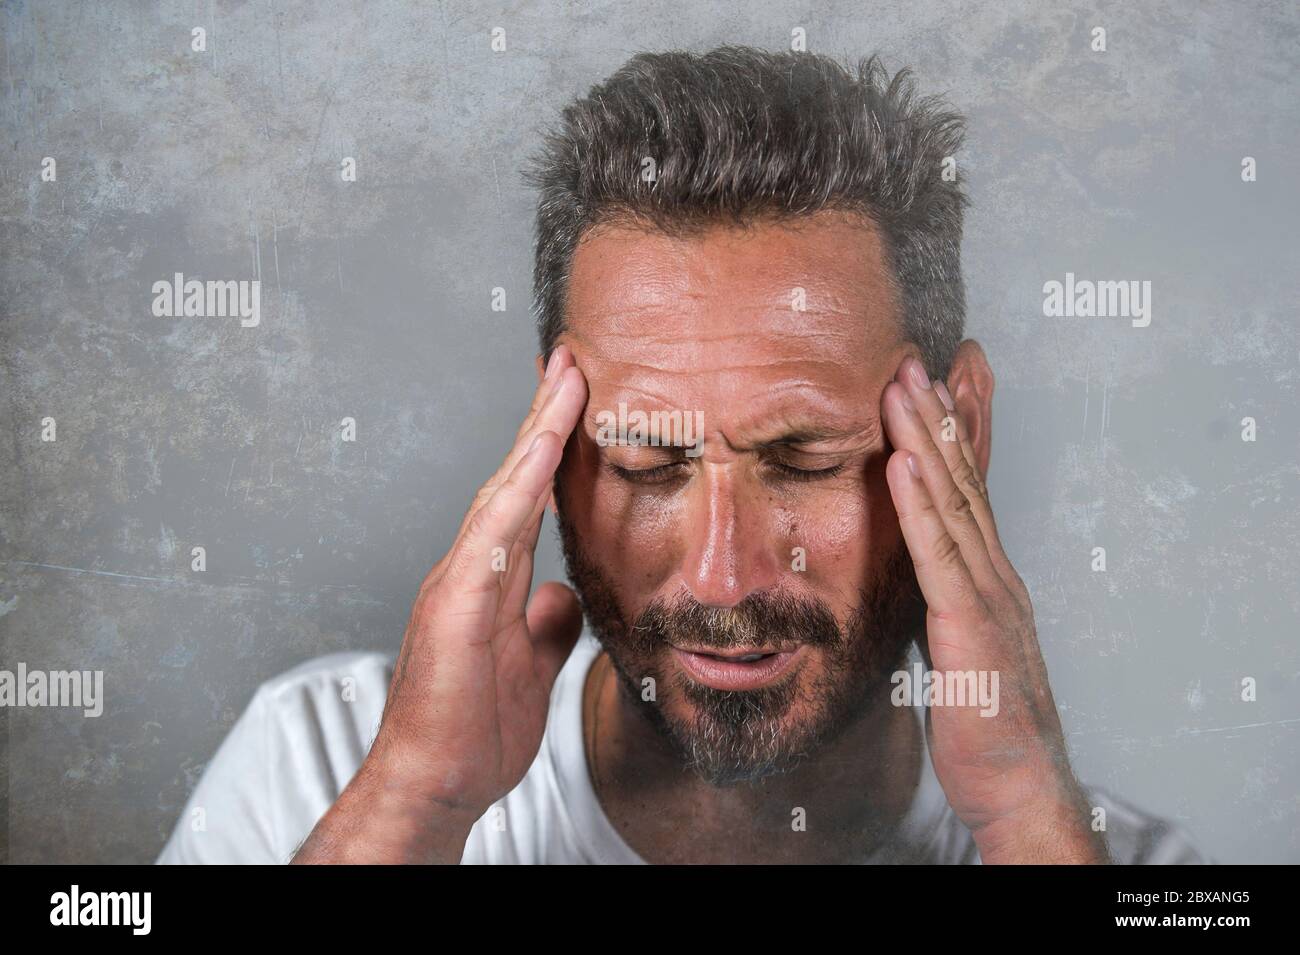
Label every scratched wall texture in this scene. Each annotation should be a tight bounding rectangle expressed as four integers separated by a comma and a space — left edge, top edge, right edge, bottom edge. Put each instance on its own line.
1, 0, 1297, 863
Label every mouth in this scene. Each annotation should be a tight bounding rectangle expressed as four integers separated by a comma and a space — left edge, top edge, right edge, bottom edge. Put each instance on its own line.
670, 644, 806, 691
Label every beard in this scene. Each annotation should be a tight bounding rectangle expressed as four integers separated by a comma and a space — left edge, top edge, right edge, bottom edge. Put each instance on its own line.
552, 485, 926, 788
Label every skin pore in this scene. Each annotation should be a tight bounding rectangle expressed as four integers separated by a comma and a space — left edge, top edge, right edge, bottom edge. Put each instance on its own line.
544, 209, 989, 864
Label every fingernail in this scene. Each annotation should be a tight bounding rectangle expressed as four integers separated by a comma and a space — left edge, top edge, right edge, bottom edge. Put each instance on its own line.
908, 359, 930, 390
934, 379, 955, 411
527, 433, 546, 456
541, 369, 567, 408
544, 349, 560, 380
906, 453, 920, 479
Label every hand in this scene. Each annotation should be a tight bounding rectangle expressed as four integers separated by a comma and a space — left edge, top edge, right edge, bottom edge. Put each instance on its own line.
881, 355, 1109, 864
294, 346, 588, 863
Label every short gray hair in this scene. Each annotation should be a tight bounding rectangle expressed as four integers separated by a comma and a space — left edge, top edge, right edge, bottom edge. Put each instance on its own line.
523, 45, 969, 376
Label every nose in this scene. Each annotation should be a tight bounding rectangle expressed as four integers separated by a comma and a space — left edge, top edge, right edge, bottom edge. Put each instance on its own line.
678, 464, 782, 608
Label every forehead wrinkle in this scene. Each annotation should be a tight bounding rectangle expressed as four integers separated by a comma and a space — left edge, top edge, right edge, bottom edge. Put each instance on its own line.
578, 365, 864, 446
567, 212, 903, 340
579, 371, 880, 452
710, 411, 882, 455
580, 379, 697, 433
754, 415, 884, 451
723, 383, 883, 450
579, 353, 869, 402
569, 275, 891, 345
578, 314, 868, 349
575, 332, 876, 384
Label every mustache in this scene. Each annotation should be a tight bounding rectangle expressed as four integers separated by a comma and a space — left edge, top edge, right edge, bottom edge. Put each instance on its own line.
628, 589, 847, 655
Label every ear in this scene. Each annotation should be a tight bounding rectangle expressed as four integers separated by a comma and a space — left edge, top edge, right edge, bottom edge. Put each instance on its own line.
944, 339, 994, 480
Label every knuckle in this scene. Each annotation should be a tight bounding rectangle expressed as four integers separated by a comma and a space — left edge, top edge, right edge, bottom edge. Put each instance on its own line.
913, 484, 940, 516
441, 543, 474, 587
464, 503, 493, 542
982, 589, 1018, 624
1016, 583, 1036, 618
998, 558, 1032, 606
461, 486, 496, 533
953, 459, 985, 499
943, 484, 973, 518
931, 531, 963, 570
452, 519, 495, 578
417, 564, 445, 601
473, 482, 496, 508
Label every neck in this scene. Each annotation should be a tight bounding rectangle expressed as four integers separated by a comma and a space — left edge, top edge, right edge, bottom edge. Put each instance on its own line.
583, 650, 922, 864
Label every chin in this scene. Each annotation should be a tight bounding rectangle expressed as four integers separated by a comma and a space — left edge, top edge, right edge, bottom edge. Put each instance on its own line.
644, 666, 826, 786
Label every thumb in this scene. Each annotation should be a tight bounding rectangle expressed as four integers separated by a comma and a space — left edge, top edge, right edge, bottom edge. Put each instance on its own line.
526, 581, 584, 688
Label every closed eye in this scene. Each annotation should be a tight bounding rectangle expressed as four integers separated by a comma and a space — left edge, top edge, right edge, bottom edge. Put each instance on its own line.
766, 461, 846, 482
607, 460, 846, 485
606, 462, 689, 485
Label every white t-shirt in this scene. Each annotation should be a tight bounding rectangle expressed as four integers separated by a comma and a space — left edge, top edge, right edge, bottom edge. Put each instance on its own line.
156, 632, 1208, 864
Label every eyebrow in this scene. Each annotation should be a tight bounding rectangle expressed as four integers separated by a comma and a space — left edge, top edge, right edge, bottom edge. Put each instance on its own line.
761, 425, 868, 448
584, 416, 881, 453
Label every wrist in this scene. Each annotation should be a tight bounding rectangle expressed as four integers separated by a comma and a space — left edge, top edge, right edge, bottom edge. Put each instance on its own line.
294, 753, 484, 864
971, 781, 1111, 864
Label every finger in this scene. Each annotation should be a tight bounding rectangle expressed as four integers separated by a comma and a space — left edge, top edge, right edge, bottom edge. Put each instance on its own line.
902, 361, 977, 493
514, 345, 572, 453
885, 447, 988, 625
442, 430, 565, 613
526, 581, 584, 688
501, 350, 583, 483
457, 360, 587, 542
499, 490, 554, 623
929, 374, 1030, 610
884, 373, 1007, 601
933, 379, 984, 486
465, 346, 569, 547
894, 361, 1005, 593
517, 486, 551, 558
901, 366, 1038, 672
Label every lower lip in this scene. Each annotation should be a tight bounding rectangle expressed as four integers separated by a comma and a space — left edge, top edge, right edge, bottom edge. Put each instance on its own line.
671, 645, 805, 691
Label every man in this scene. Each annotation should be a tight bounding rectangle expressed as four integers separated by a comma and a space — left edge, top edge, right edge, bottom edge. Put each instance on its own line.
158, 46, 1205, 864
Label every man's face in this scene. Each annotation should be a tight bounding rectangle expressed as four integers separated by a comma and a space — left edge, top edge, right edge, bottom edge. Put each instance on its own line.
552, 210, 927, 786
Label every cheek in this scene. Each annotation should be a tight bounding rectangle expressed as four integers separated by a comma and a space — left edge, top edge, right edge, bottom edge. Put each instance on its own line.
772, 463, 901, 587
559, 448, 687, 596
589, 475, 688, 583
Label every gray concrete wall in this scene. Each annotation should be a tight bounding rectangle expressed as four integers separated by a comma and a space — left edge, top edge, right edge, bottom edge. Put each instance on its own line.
1, 0, 1296, 862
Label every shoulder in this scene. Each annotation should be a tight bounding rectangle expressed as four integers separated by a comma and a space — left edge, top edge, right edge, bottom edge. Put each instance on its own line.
248, 649, 396, 817
249, 650, 394, 765
1085, 785, 1211, 864
256, 650, 394, 701
253, 650, 393, 721
157, 650, 395, 864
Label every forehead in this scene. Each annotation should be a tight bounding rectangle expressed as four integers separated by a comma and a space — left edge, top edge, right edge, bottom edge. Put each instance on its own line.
562, 211, 905, 428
